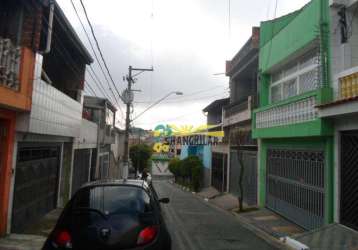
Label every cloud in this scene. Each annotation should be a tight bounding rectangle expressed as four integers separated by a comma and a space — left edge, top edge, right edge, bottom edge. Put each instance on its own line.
57, 0, 310, 129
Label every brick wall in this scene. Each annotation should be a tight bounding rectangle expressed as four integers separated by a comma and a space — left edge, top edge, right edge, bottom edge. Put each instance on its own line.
21, 1, 43, 50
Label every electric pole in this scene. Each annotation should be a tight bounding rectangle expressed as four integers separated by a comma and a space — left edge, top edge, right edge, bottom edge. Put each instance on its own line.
122, 65, 153, 179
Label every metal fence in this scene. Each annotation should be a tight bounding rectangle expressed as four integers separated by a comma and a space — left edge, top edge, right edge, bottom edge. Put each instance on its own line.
230, 150, 257, 206
0, 38, 21, 90
266, 148, 325, 230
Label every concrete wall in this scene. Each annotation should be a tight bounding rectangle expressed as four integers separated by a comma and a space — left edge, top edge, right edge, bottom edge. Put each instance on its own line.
16, 55, 82, 138
74, 119, 98, 149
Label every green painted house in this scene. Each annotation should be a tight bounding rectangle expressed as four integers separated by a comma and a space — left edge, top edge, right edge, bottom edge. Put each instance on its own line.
252, 0, 334, 230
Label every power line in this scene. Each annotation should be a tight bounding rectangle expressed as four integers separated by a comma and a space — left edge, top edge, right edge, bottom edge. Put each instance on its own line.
154, 90, 228, 104
134, 85, 227, 104
38, 13, 103, 99
24, 1, 103, 102
134, 111, 199, 127
70, 0, 121, 106
78, 0, 123, 103
86, 69, 108, 98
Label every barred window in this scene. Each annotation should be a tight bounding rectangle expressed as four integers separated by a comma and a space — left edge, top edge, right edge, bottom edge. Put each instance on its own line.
270, 49, 320, 103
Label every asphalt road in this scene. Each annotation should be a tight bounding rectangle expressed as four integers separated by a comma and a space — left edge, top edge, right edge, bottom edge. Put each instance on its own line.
153, 180, 279, 250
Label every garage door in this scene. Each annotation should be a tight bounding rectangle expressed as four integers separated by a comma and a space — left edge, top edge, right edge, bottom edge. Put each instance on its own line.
71, 149, 91, 196
266, 148, 325, 230
341, 131, 358, 230
211, 153, 228, 192
11, 146, 60, 233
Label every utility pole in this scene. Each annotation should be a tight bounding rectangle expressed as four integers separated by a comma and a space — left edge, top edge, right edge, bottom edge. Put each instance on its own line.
122, 66, 153, 179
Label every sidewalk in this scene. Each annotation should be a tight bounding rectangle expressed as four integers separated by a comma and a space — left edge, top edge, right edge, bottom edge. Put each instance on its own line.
193, 182, 358, 250
0, 209, 62, 250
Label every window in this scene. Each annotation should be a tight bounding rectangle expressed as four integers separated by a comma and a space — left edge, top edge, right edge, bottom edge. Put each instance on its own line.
271, 85, 281, 103
72, 186, 152, 215
270, 50, 320, 103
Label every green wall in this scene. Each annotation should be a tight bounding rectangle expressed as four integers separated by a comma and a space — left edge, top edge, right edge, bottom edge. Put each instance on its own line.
259, 0, 322, 73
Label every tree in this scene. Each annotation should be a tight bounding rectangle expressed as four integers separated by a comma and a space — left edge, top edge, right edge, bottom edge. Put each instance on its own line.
129, 144, 153, 176
234, 129, 250, 212
237, 150, 245, 212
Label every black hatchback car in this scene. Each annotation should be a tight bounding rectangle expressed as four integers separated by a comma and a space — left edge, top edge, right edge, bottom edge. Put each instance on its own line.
43, 179, 171, 250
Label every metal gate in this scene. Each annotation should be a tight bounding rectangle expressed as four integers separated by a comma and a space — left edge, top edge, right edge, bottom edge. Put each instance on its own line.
12, 146, 60, 233
71, 149, 91, 196
341, 131, 358, 230
230, 150, 257, 206
266, 148, 325, 230
211, 153, 227, 192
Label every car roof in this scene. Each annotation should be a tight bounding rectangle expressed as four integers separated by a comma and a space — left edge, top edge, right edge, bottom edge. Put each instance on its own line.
80, 179, 149, 191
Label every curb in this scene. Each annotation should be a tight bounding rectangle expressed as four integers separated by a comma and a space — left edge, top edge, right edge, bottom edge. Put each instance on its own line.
167, 180, 292, 250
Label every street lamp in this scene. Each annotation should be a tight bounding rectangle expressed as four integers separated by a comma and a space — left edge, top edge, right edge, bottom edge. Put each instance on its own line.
131, 91, 183, 122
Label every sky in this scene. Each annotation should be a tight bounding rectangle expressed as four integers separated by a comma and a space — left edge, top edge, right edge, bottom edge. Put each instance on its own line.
57, 0, 310, 130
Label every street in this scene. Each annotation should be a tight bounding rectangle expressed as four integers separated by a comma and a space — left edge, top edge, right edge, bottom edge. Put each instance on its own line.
153, 180, 279, 250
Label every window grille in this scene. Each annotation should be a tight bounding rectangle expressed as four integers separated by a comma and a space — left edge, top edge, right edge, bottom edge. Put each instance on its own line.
270, 50, 320, 103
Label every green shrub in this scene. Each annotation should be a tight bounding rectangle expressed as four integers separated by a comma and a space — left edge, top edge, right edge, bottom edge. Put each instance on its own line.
168, 157, 180, 177
179, 156, 203, 191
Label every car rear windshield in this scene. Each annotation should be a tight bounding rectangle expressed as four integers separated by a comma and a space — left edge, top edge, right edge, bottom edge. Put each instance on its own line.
72, 185, 152, 215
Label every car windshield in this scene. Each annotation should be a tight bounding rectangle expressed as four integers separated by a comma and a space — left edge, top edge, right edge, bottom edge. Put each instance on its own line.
72, 185, 151, 215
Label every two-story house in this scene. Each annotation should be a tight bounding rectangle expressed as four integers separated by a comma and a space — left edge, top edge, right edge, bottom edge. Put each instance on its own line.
253, 0, 334, 230
83, 96, 117, 180
1, 0, 94, 235
224, 27, 259, 207
0, 0, 40, 236
317, 0, 358, 231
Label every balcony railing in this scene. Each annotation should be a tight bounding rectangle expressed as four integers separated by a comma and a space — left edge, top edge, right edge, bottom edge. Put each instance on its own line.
339, 72, 358, 100
225, 100, 248, 118
256, 96, 317, 129
0, 38, 21, 91
223, 96, 257, 127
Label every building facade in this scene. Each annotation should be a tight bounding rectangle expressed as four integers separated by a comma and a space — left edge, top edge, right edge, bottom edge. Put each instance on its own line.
83, 96, 117, 180
253, 0, 334, 230
0, 0, 95, 235
224, 27, 259, 206
202, 98, 229, 190
317, 0, 358, 230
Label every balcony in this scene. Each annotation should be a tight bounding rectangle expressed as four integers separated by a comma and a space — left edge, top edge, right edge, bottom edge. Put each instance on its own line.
16, 55, 83, 137
0, 39, 34, 112
0, 38, 21, 91
255, 96, 317, 129
223, 96, 255, 127
318, 68, 358, 118
339, 72, 358, 100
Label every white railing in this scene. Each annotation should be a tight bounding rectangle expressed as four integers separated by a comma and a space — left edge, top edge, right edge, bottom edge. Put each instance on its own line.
0, 38, 21, 90
256, 96, 317, 128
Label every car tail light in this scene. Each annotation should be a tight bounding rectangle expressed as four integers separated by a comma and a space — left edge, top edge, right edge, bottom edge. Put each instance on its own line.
52, 230, 72, 248
137, 226, 159, 246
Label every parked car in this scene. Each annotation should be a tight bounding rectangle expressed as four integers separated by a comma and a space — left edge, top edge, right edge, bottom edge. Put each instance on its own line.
42, 179, 171, 250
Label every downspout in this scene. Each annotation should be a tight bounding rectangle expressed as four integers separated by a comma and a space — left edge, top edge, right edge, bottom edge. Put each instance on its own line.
40, 0, 55, 54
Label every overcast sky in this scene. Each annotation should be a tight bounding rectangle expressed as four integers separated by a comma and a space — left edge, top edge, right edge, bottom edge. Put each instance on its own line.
57, 0, 310, 129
